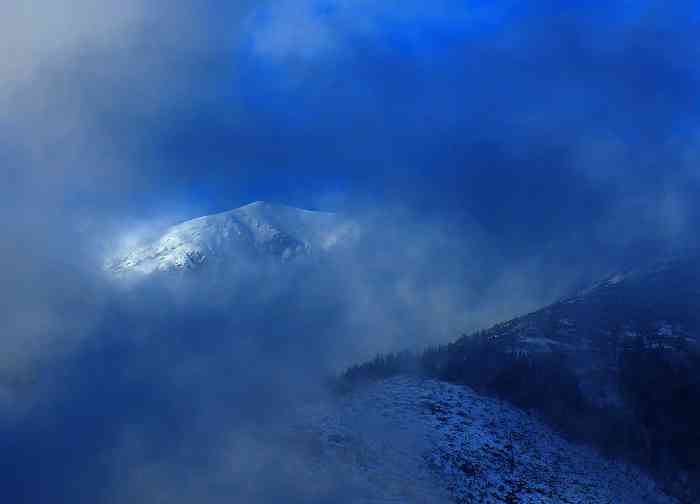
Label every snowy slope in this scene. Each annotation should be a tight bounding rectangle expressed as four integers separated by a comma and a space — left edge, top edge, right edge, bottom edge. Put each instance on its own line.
106, 201, 356, 275
294, 376, 675, 503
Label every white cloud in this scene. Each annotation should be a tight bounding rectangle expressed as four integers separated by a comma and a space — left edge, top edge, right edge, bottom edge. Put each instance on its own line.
0, 0, 258, 395
246, 0, 487, 63
249, 0, 339, 62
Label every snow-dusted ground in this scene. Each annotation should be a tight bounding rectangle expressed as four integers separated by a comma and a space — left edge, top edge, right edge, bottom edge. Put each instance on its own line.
294, 376, 676, 503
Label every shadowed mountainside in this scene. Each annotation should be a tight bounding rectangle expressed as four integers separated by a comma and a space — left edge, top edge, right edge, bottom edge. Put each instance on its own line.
343, 256, 700, 501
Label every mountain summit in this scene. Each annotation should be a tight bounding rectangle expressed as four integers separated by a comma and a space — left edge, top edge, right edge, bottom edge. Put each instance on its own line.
106, 201, 356, 275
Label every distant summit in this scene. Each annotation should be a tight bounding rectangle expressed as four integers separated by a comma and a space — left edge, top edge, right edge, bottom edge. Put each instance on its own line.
106, 201, 357, 275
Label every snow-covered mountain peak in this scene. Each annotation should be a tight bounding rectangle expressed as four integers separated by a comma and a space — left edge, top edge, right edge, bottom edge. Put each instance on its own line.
106, 202, 356, 275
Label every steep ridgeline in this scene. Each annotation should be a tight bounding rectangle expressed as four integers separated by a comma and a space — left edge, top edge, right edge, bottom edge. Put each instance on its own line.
516, 256, 700, 352
106, 201, 357, 275
449, 256, 700, 406
348, 255, 700, 399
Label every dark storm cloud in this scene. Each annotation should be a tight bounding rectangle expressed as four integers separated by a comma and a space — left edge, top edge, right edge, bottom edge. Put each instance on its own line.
147, 0, 700, 266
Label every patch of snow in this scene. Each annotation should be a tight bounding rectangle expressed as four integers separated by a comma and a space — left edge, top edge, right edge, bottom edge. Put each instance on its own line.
656, 321, 674, 338
520, 336, 572, 353
607, 273, 627, 285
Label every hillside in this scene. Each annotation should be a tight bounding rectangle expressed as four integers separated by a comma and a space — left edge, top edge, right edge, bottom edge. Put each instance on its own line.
294, 376, 675, 503
343, 256, 700, 501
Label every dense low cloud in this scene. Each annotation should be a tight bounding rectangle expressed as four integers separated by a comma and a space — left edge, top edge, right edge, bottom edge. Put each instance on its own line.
2, 1, 700, 502
0, 202, 573, 503
226, 0, 700, 262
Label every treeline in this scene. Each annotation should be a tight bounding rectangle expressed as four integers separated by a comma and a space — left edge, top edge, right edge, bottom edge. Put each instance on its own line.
340, 333, 700, 501
618, 344, 700, 498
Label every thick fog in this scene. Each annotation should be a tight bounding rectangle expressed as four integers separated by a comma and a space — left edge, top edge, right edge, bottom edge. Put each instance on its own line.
2, 1, 700, 502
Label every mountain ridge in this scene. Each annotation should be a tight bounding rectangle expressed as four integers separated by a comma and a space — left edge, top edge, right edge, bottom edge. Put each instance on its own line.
342, 255, 700, 501
106, 201, 357, 275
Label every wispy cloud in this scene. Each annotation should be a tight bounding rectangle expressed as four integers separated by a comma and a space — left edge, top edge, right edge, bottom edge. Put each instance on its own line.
245, 0, 504, 63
